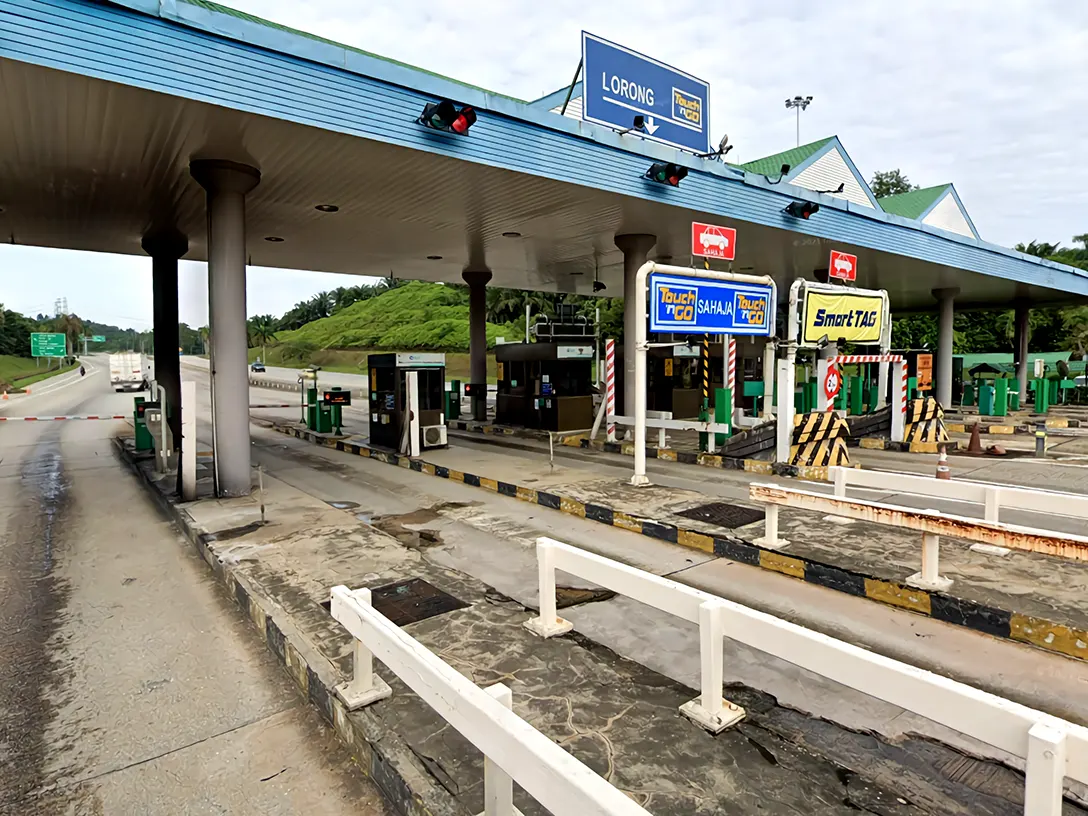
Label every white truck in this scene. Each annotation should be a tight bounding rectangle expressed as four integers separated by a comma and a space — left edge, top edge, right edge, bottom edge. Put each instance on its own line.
109, 352, 152, 392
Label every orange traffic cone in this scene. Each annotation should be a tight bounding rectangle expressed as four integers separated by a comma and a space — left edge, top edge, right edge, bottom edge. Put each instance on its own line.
936, 444, 951, 480
967, 423, 982, 454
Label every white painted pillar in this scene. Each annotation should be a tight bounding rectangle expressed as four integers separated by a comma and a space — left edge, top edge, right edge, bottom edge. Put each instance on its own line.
615, 234, 656, 414
181, 379, 197, 502
761, 341, 776, 419
933, 287, 959, 408
190, 159, 260, 497
332, 587, 392, 709
775, 348, 796, 463
478, 683, 518, 816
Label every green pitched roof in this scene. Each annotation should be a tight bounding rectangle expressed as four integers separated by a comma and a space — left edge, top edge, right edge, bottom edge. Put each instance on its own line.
876, 184, 949, 219
737, 137, 834, 177
177, 0, 525, 103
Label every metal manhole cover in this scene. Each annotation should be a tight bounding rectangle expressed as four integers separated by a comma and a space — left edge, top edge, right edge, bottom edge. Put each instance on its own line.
369, 578, 469, 626
675, 502, 765, 529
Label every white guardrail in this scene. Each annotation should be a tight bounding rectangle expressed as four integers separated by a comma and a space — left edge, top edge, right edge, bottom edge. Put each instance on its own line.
521, 538, 1087, 816
829, 465, 1088, 524
750, 482, 1088, 592
328, 585, 651, 816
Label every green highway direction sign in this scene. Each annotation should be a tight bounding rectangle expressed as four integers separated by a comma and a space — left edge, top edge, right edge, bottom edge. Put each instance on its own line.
81, 334, 107, 342
31, 332, 67, 358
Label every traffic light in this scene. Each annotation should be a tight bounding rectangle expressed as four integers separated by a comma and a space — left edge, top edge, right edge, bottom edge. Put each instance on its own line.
784, 201, 820, 219
419, 100, 477, 134
645, 162, 688, 187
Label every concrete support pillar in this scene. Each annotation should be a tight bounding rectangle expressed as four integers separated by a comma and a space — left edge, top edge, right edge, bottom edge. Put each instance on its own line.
615, 234, 656, 413
142, 230, 188, 487
933, 287, 959, 408
1014, 302, 1031, 401
462, 269, 492, 421
190, 159, 260, 497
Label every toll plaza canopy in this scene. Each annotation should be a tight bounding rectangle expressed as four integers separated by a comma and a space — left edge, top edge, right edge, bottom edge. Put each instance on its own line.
2, 0, 1087, 309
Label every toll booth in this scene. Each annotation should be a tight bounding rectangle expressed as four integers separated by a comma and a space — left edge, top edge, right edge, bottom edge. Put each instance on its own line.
495, 307, 594, 432
368, 352, 448, 452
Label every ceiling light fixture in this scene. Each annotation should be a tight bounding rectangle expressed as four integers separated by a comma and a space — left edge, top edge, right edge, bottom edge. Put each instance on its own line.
264, 236, 284, 242
315, 204, 339, 213
501, 231, 521, 238
426, 255, 443, 260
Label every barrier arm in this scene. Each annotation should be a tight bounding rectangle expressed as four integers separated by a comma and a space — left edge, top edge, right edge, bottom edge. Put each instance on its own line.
632, 263, 777, 486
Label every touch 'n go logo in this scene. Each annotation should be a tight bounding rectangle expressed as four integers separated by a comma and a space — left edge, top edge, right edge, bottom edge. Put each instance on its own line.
659, 284, 697, 323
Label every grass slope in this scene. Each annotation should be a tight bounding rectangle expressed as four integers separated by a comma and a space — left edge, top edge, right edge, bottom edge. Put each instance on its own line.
0, 355, 78, 390
275, 282, 515, 352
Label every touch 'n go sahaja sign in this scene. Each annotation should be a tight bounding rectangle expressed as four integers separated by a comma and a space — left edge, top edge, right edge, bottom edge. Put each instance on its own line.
649, 273, 775, 335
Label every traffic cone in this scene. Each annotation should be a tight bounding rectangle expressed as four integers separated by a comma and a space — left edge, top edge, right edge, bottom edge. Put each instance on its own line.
935, 444, 951, 480
967, 423, 982, 454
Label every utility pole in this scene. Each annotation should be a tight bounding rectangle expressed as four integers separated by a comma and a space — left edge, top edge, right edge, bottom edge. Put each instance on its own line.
784, 95, 813, 147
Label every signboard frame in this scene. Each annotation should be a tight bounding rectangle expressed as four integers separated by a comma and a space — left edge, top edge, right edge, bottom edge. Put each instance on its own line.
790, 281, 889, 349
649, 272, 776, 336
581, 32, 710, 154
30, 332, 67, 358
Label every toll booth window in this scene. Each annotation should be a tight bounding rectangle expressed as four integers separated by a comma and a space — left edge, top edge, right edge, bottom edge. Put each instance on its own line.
373, 366, 395, 393
417, 369, 444, 411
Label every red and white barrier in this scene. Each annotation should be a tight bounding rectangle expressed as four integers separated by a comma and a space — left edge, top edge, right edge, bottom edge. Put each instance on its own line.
605, 339, 616, 443
815, 354, 908, 440
0, 414, 127, 422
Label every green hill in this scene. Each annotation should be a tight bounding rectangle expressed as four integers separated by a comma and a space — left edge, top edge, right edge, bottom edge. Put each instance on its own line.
274, 282, 515, 354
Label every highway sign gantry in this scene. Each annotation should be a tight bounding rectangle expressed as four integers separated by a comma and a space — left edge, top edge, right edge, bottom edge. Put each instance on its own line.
581, 32, 710, 154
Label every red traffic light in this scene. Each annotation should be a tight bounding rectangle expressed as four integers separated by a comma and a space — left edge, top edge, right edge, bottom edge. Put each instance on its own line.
419, 100, 477, 134
646, 162, 688, 187
784, 201, 820, 219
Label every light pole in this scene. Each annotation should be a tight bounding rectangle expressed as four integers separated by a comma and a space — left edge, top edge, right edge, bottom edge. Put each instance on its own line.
784, 95, 813, 147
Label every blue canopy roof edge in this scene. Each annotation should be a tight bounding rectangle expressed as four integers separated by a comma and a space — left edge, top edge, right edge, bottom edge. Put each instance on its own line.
5, 0, 1087, 298
780, 136, 882, 210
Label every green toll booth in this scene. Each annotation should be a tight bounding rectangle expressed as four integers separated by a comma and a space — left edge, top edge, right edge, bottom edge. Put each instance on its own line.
993, 378, 1009, 417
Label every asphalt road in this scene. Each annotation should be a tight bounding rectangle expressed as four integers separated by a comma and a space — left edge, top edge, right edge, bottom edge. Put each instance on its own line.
0, 355, 390, 815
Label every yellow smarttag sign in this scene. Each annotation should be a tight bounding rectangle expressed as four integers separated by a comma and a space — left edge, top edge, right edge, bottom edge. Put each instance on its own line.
802, 291, 884, 344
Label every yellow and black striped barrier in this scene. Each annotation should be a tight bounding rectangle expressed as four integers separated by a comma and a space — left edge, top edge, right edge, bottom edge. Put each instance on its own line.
904, 397, 948, 446
791, 411, 851, 467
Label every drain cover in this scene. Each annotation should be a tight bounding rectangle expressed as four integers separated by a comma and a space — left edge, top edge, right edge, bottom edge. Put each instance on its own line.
369, 578, 469, 626
675, 502, 765, 529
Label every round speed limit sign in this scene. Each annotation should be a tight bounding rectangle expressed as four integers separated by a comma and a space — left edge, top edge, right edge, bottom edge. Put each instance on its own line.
823, 365, 842, 402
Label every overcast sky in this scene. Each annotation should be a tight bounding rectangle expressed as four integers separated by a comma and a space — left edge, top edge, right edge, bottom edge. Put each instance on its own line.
2, 0, 1085, 329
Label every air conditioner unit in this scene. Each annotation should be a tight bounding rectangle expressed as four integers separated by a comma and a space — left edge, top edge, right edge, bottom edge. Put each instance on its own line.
421, 424, 447, 449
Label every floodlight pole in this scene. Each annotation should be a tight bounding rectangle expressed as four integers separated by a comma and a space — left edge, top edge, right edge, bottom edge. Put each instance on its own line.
631, 263, 777, 486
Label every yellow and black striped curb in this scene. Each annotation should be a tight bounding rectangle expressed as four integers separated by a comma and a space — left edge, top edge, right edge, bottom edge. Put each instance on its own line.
850, 437, 962, 454
945, 419, 1077, 435
276, 423, 1088, 665
446, 419, 834, 481
113, 438, 461, 816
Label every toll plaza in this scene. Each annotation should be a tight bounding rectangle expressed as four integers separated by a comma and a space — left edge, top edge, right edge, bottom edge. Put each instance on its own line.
8, 3, 1088, 812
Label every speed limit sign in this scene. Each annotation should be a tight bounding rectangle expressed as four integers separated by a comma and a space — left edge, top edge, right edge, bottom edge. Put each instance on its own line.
823, 365, 842, 403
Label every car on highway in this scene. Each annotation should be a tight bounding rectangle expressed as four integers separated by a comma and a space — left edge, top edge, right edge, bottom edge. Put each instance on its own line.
251, 360, 266, 372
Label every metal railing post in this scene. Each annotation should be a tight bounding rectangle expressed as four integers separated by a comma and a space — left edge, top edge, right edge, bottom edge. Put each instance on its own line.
524, 541, 573, 637
333, 587, 392, 709
679, 600, 745, 733
478, 683, 522, 816
908, 532, 952, 591
755, 504, 788, 550
1024, 720, 1067, 816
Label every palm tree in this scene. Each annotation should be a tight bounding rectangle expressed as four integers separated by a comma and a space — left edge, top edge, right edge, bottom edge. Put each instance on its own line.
54, 313, 84, 356
199, 326, 210, 355
1073, 234, 1088, 250
1014, 240, 1060, 258
248, 315, 277, 361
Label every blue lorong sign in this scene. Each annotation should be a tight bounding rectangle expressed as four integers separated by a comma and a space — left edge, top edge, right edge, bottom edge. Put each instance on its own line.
649, 273, 775, 335
581, 32, 710, 154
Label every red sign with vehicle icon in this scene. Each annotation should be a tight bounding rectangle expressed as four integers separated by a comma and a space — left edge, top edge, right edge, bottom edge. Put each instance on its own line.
692, 222, 737, 261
